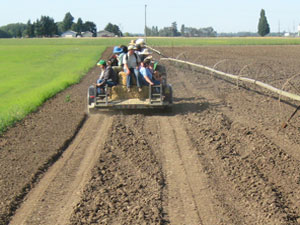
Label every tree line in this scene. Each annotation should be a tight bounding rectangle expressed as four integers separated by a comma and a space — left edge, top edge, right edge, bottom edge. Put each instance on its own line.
143, 22, 217, 37
0, 12, 122, 38
143, 9, 270, 37
0, 9, 271, 38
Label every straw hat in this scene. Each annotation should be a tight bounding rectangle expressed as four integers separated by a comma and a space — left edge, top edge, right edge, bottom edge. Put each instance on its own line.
140, 48, 152, 55
128, 45, 136, 50
143, 55, 154, 64
136, 38, 145, 46
128, 40, 135, 45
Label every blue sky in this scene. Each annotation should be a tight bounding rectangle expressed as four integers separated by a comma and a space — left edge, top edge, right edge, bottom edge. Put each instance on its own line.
1, 0, 299, 33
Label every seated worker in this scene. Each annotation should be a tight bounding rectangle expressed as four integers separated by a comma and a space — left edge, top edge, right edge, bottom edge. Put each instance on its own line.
135, 38, 146, 52
152, 61, 166, 84
111, 46, 124, 74
96, 60, 118, 94
123, 45, 142, 92
115, 45, 128, 71
139, 59, 160, 87
108, 46, 122, 67
139, 48, 152, 62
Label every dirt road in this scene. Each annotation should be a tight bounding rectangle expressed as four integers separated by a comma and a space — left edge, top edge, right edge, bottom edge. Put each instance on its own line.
1, 46, 300, 225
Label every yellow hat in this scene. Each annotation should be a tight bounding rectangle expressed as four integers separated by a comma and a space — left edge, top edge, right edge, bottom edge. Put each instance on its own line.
128, 40, 135, 45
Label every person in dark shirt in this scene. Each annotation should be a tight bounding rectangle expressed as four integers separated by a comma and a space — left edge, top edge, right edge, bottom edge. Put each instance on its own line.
96, 60, 118, 94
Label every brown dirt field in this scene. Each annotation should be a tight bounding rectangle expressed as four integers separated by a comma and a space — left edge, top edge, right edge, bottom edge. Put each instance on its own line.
1, 46, 300, 225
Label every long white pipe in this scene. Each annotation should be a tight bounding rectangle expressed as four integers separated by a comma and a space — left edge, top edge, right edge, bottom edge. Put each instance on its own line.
159, 57, 300, 102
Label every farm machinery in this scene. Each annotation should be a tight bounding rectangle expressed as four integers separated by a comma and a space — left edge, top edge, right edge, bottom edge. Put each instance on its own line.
87, 64, 173, 113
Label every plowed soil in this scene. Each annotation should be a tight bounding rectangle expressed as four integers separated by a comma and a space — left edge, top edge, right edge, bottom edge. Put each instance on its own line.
1, 46, 300, 225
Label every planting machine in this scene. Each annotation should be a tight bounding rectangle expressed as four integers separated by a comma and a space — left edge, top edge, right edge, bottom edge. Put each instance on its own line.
87, 66, 173, 113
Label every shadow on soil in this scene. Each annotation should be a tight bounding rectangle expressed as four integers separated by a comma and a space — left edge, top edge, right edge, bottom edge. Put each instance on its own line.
95, 97, 221, 117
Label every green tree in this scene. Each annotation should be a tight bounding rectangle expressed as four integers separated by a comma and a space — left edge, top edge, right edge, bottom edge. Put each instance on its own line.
39, 16, 57, 37
83, 21, 97, 36
171, 21, 179, 36
0, 23, 27, 37
258, 9, 270, 36
76, 18, 83, 33
71, 23, 78, 33
151, 26, 159, 36
26, 20, 35, 37
71, 18, 84, 34
104, 23, 122, 36
16, 28, 22, 38
62, 12, 74, 31
0, 29, 12, 38
56, 22, 64, 35
145, 26, 152, 36
34, 19, 43, 37
181, 24, 185, 36
159, 27, 173, 37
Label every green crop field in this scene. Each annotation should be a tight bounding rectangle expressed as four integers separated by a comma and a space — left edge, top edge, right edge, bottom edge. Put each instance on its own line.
1, 36, 300, 133
0, 39, 107, 133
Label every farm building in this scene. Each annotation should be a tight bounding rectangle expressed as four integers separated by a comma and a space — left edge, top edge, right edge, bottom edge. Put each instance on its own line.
81, 31, 94, 38
298, 25, 300, 36
61, 30, 77, 38
97, 30, 115, 37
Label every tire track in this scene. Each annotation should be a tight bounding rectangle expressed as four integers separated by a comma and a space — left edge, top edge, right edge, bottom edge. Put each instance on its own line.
10, 114, 112, 225
151, 115, 221, 225
69, 113, 165, 224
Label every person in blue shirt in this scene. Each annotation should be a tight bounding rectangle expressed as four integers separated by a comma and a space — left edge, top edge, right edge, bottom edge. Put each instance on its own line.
139, 59, 160, 87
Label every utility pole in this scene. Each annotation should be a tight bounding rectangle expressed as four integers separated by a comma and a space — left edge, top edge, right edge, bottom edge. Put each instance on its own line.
144, 4, 147, 42
293, 20, 295, 36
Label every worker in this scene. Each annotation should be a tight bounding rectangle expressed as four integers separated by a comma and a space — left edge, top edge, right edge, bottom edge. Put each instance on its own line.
139, 48, 152, 62
111, 46, 124, 74
135, 38, 146, 52
139, 59, 160, 87
118, 45, 128, 67
96, 60, 118, 94
108, 46, 122, 67
123, 45, 142, 92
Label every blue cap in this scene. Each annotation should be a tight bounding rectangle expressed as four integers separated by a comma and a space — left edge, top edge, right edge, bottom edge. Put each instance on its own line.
113, 46, 123, 54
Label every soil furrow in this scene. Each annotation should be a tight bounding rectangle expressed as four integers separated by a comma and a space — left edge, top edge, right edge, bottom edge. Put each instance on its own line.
163, 48, 300, 224
10, 114, 112, 225
69, 114, 165, 225
154, 115, 223, 225
1, 46, 300, 225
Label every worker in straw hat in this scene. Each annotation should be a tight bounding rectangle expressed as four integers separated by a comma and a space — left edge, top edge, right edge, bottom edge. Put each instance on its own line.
135, 38, 147, 53
139, 48, 152, 62
128, 39, 136, 46
123, 45, 142, 92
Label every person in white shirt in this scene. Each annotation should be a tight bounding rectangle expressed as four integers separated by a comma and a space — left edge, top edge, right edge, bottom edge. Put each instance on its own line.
123, 45, 142, 92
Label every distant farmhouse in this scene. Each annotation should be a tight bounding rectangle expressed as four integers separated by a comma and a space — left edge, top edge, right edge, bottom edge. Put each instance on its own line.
61, 30, 77, 38
81, 31, 93, 37
97, 30, 115, 37
61, 30, 116, 38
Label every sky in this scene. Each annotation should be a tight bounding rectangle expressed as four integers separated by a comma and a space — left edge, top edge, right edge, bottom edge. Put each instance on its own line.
1, 0, 300, 34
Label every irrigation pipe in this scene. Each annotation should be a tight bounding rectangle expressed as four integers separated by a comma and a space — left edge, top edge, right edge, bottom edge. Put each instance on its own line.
159, 57, 300, 103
